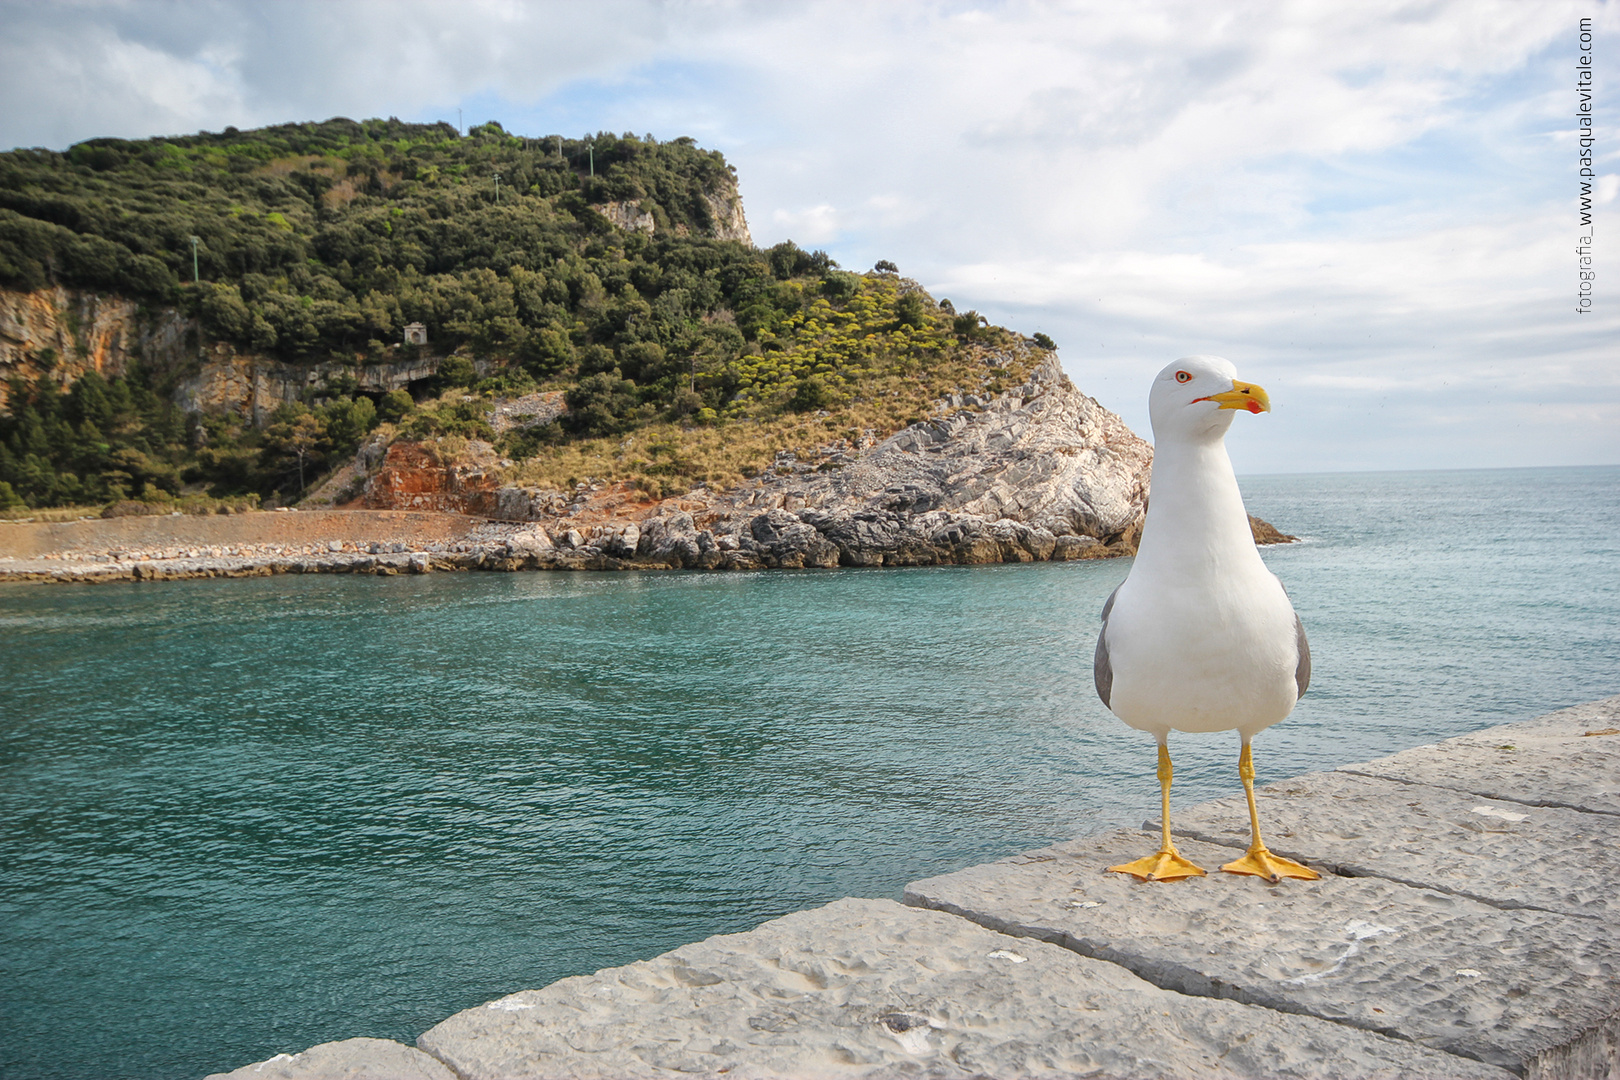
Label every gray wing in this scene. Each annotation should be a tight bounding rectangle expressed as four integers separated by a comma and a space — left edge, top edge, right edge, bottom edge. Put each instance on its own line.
1294, 613, 1311, 699
1094, 585, 1120, 709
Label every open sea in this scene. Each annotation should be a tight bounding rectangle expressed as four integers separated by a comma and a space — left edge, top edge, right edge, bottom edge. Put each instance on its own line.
2, 465, 1617, 1080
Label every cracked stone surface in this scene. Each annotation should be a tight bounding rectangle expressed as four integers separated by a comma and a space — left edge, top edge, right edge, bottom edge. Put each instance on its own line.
1340, 696, 1620, 816
416, 897, 1508, 1080
203, 1037, 456, 1080
904, 830, 1620, 1076
1158, 769, 1620, 922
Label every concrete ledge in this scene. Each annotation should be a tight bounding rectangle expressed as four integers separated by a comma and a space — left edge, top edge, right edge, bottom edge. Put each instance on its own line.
1157, 769, 1620, 921
904, 830, 1620, 1077
1341, 696, 1620, 816
417, 897, 1511, 1079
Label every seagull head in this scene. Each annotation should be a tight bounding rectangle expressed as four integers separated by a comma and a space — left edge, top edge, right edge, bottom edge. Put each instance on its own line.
1148, 355, 1271, 444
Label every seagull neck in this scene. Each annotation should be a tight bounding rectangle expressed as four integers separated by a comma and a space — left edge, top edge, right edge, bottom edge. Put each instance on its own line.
1138, 438, 1256, 568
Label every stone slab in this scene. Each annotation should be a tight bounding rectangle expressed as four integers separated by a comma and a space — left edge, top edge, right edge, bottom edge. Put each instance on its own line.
1341, 696, 1620, 816
203, 1036, 456, 1080
1158, 769, 1620, 922
904, 831, 1620, 1076
416, 896, 1510, 1080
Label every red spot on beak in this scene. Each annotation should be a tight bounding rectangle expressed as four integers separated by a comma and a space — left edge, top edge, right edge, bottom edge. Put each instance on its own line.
1246, 400, 1262, 414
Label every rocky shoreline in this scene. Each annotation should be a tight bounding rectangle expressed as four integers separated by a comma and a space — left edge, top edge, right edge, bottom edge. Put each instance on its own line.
0, 512, 1128, 584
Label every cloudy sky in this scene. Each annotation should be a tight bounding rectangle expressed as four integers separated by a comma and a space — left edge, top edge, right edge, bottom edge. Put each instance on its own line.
2, 0, 1615, 473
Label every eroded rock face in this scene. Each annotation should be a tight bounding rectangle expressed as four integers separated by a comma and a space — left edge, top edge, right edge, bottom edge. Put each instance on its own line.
362, 441, 505, 515
621, 357, 1153, 567
589, 175, 751, 245
0, 285, 474, 422
700, 178, 752, 245
590, 200, 657, 234
176, 346, 457, 423
0, 286, 188, 411
775, 356, 1149, 541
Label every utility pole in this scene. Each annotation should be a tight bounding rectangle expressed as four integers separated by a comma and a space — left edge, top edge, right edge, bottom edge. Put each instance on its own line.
492, 172, 500, 203
457, 108, 463, 136
188, 235, 200, 282
588, 146, 593, 178
555, 136, 562, 159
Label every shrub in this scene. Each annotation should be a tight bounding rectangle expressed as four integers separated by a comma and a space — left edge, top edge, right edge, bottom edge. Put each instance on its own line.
430, 356, 477, 392
618, 340, 667, 383
820, 271, 860, 303
1033, 332, 1056, 351
496, 421, 565, 460
788, 374, 835, 413
766, 241, 834, 280
896, 293, 928, 330
400, 399, 495, 440
518, 326, 575, 377
953, 310, 988, 339
377, 389, 415, 423
668, 386, 704, 419
563, 371, 640, 436
319, 396, 377, 450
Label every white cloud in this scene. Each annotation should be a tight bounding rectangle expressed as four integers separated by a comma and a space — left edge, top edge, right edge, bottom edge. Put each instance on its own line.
0, 0, 682, 146
770, 204, 841, 246
1, 0, 1616, 470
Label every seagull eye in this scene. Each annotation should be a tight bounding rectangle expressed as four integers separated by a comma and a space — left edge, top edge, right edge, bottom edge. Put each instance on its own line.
1175, 371, 1192, 383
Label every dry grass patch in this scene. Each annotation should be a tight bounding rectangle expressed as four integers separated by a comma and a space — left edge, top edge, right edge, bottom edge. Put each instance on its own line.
503, 337, 1043, 496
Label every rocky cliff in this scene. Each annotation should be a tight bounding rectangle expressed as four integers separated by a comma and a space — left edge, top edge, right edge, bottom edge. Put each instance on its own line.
0, 285, 462, 420
701, 177, 752, 244
0, 286, 190, 410
591, 173, 751, 245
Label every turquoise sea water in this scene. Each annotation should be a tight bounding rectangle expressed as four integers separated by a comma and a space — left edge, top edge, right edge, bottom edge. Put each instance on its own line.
2, 465, 1617, 1080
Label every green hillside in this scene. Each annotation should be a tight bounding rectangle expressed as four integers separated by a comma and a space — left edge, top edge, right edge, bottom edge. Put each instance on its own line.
0, 118, 1049, 511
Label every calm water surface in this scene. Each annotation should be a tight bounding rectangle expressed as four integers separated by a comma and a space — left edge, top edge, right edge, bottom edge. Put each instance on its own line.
2, 465, 1617, 1080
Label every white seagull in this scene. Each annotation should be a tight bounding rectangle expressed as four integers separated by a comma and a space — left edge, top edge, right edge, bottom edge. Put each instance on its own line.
1095, 356, 1318, 884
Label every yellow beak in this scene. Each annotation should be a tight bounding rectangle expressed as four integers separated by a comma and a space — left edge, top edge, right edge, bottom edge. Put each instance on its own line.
1196, 381, 1271, 414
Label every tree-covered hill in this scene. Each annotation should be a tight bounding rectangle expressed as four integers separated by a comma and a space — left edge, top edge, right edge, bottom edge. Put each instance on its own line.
2, 116, 748, 361
0, 118, 1050, 511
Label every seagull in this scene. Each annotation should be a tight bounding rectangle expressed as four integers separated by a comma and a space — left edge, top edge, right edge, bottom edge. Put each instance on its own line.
1095, 355, 1317, 884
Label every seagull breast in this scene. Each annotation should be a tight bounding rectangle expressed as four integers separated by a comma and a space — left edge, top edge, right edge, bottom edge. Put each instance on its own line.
1097, 355, 1308, 738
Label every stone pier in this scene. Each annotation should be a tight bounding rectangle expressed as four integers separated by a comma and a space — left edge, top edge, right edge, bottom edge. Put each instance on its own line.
208, 696, 1620, 1080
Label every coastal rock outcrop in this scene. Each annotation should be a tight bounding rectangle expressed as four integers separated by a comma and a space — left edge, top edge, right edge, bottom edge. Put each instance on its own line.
627, 357, 1153, 567
2, 356, 1297, 584
590, 174, 751, 245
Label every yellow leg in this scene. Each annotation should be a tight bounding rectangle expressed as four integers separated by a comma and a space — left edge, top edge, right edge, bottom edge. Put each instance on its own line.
1108, 742, 1207, 881
1220, 741, 1319, 883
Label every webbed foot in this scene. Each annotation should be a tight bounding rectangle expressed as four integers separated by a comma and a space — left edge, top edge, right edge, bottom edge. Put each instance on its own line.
1220, 845, 1319, 883
1108, 848, 1208, 882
